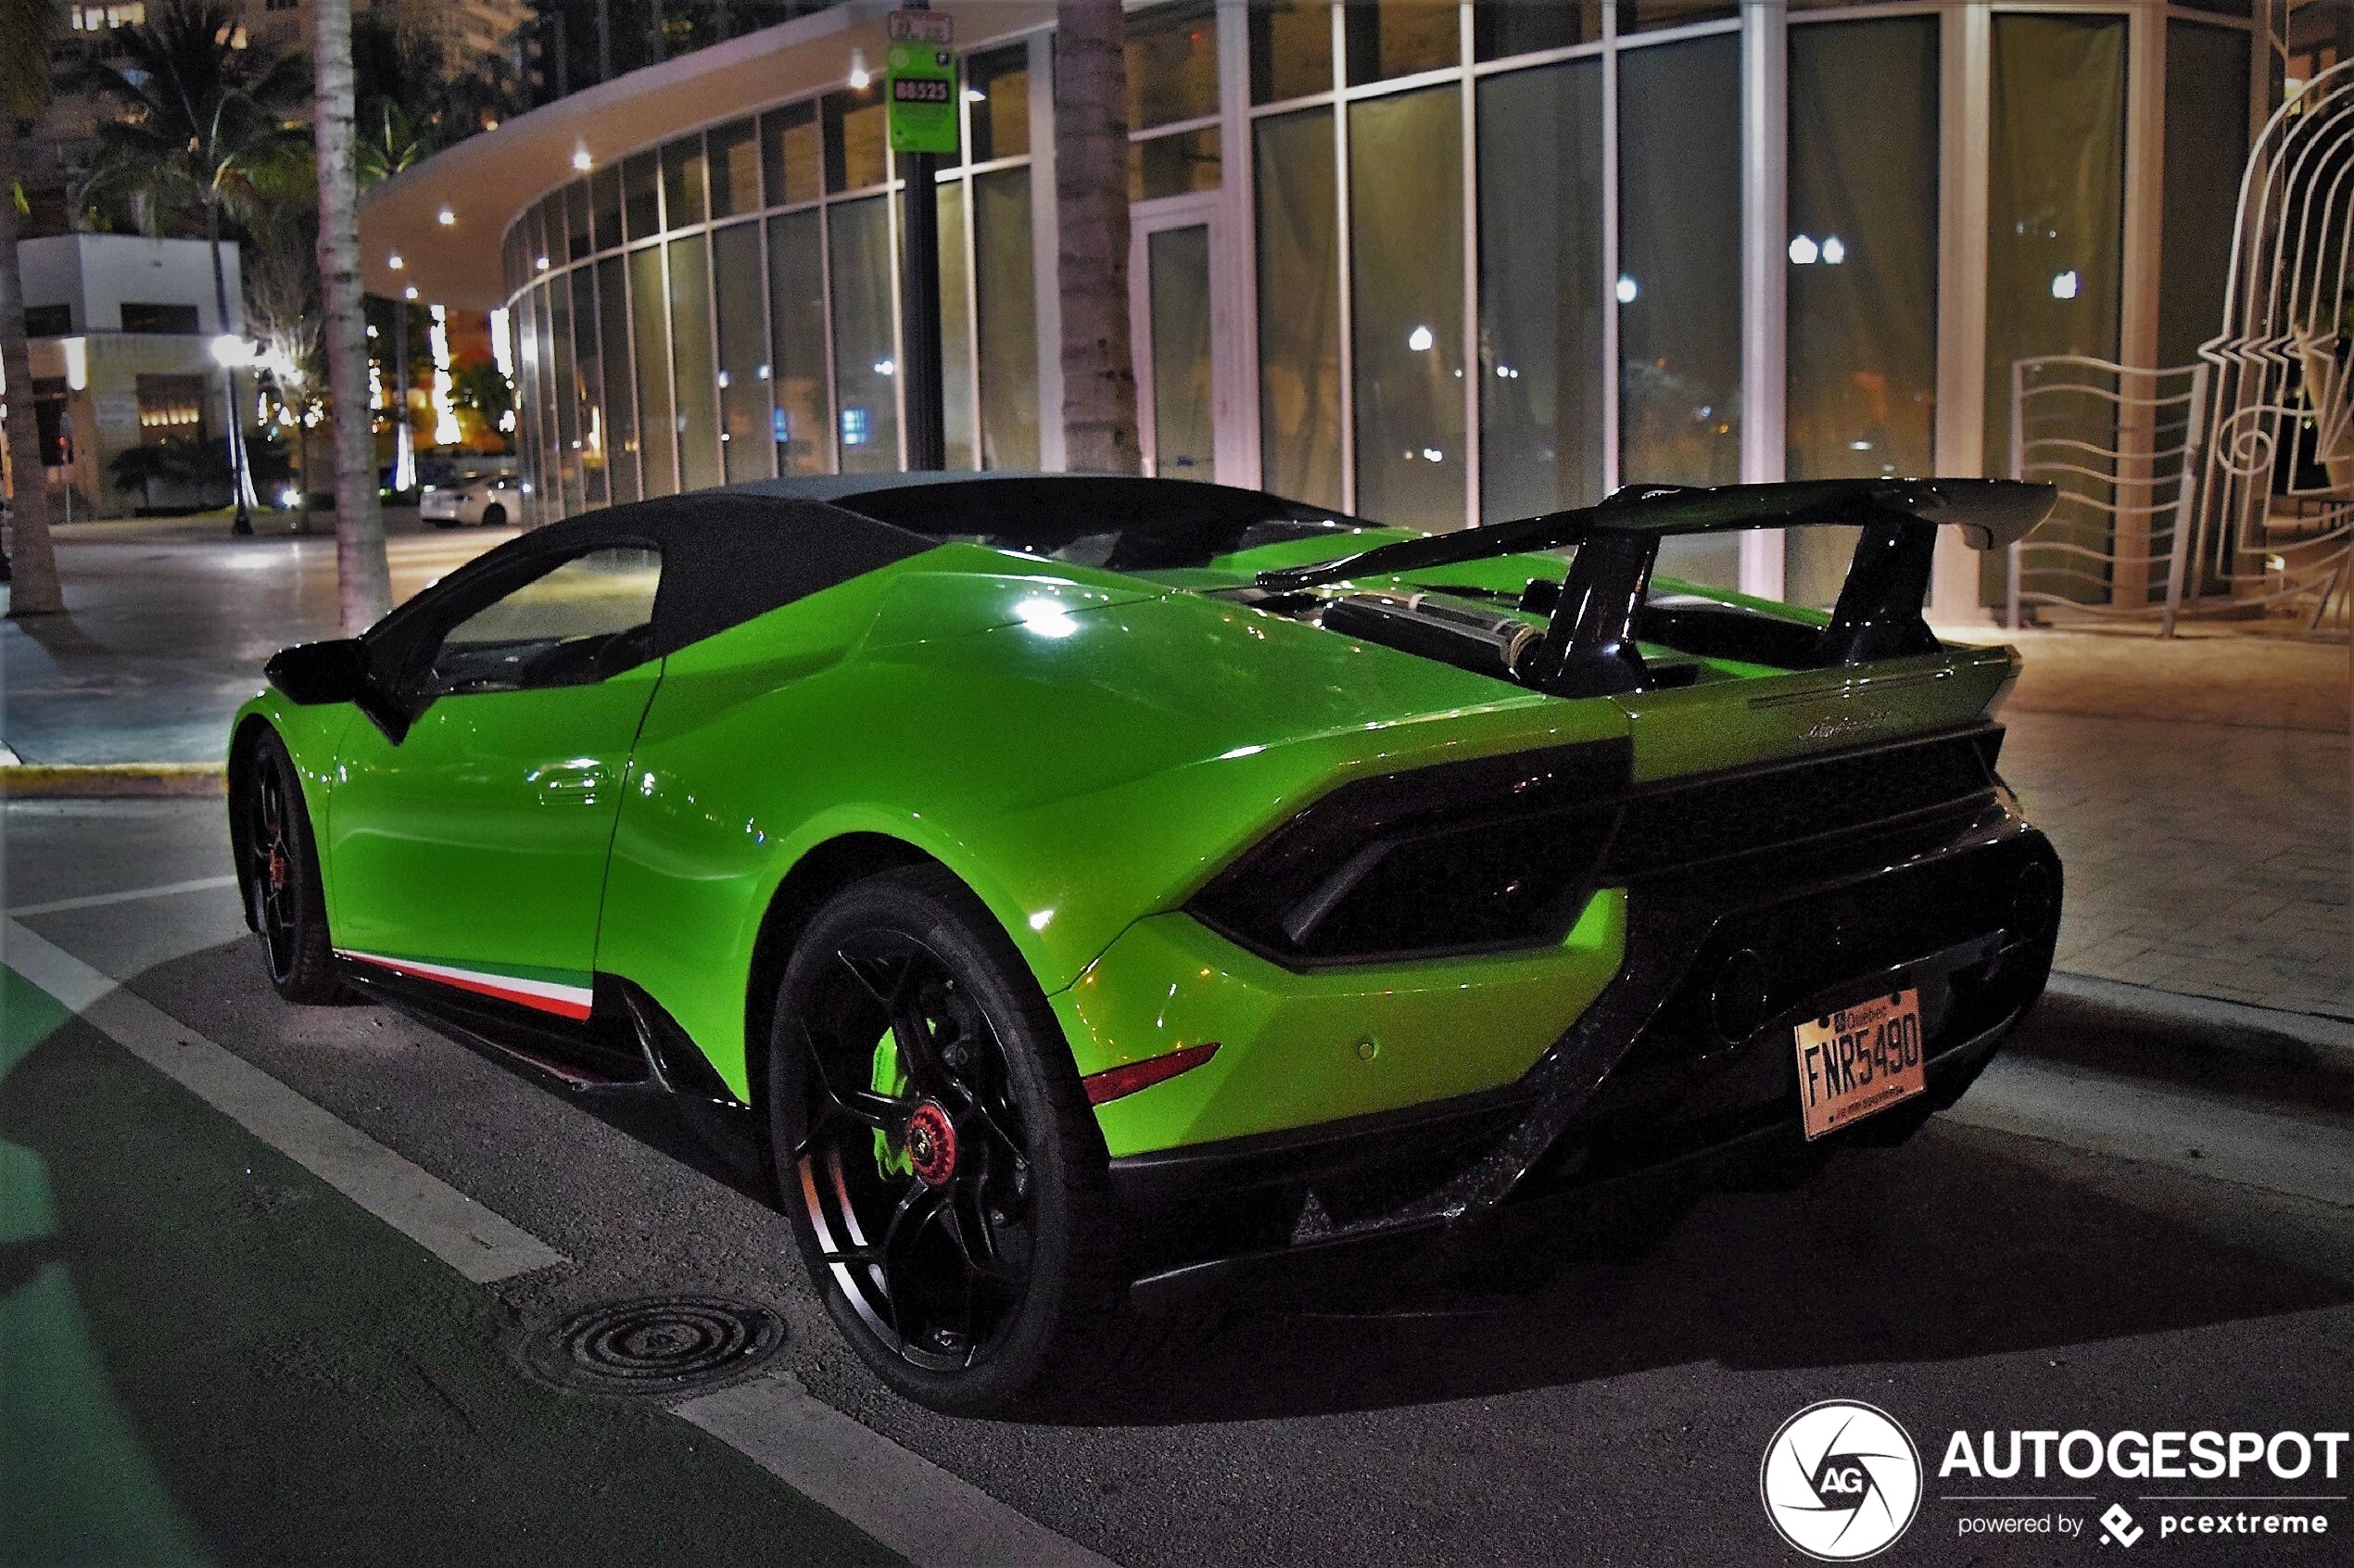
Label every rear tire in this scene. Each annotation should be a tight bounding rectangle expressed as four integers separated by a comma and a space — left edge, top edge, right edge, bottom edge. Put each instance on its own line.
242, 730, 341, 1004
479, 502, 508, 527
766, 866, 1148, 1416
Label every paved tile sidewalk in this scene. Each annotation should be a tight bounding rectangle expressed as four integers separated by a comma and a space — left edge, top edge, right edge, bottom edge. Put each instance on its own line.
1947, 624, 2351, 1020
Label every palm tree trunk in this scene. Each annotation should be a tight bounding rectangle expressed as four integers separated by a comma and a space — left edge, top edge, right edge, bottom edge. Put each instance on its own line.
206, 195, 256, 532
311, 0, 390, 630
1054, 0, 1138, 474
0, 106, 64, 616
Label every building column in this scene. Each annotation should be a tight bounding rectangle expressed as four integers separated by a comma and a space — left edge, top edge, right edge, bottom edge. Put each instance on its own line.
1028, 28, 1066, 472
1931, 2, 1993, 620
1740, 0, 1788, 600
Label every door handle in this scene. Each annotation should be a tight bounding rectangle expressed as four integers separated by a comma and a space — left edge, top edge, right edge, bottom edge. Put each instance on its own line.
534, 761, 609, 803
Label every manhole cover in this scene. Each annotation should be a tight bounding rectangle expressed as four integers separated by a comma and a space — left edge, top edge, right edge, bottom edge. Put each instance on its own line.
520, 1295, 786, 1397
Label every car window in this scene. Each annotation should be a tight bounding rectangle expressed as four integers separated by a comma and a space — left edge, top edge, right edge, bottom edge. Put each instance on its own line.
421, 545, 663, 695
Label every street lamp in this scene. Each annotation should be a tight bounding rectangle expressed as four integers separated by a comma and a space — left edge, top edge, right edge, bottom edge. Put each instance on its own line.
209, 333, 259, 535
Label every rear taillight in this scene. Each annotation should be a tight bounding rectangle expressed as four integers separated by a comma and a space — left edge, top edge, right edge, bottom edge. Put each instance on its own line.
1185, 740, 1628, 967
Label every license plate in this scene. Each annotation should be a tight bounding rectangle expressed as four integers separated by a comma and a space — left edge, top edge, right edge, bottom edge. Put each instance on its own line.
1792, 988, 1926, 1140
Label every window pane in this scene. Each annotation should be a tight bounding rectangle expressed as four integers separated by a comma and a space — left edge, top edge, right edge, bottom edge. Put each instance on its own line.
1984, 14, 2125, 604
1149, 224, 1215, 478
1474, 0, 1601, 61
1617, 0, 1736, 36
825, 87, 890, 193
1785, 17, 1940, 607
1251, 0, 1334, 105
532, 285, 562, 516
762, 103, 822, 206
1130, 0, 1220, 130
714, 221, 772, 483
829, 196, 900, 472
598, 255, 639, 502
968, 45, 1030, 161
766, 209, 829, 474
1350, 85, 1464, 526
1478, 57, 1604, 522
709, 119, 761, 220
935, 180, 977, 470
550, 272, 584, 513
662, 135, 708, 229
973, 167, 1039, 469
1132, 127, 1221, 202
1255, 107, 1343, 507
591, 166, 622, 251
668, 235, 722, 491
1344, 0, 1459, 85
568, 267, 608, 507
2160, 22, 2249, 371
437, 547, 663, 691
629, 243, 676, 495
565, 182, 593, 261
623, 151, 661, 239
1619, 32, 1741, 588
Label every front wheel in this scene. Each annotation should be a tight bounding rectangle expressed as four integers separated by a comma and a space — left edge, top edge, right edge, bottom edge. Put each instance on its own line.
241, 730, 340, 1003
479, 501, 508, 527
766, 866, 1144, 1416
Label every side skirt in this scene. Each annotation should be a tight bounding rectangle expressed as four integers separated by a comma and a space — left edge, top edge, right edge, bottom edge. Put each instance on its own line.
335, 957, 770, 1205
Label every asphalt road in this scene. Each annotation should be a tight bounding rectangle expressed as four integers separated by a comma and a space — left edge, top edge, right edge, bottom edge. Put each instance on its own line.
5, 798, 2352, 1567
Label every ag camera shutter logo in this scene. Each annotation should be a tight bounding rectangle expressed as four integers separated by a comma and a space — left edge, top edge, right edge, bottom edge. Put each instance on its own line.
1761, 1400, 1924, 1561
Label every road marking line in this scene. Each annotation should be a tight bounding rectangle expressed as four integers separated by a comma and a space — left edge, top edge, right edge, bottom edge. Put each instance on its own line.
2, 919, 567, 1283
675, 1373, 1117, 1568
1948, 1053, 2354, 1209
8, 874, 240, 917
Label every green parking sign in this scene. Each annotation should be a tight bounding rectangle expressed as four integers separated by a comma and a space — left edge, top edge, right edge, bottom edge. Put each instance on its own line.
886, 44, 958, 155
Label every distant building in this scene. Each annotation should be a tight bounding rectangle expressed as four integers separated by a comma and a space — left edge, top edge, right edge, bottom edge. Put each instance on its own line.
8, 234, 246, 515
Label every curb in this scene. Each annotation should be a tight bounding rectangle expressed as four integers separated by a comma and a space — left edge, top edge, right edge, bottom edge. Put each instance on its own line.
2019, 970, 2354, 1113
0, 764, 227, 799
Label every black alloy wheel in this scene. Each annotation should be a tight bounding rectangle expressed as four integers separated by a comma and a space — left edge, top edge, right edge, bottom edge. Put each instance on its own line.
769, 866, 1143, 1415
242, 731, 340, 1003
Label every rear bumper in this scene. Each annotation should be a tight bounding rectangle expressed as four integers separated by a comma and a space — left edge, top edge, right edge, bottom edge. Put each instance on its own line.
1109, 797, 2059, 1311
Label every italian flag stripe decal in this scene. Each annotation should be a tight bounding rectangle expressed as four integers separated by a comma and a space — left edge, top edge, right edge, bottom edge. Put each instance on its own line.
334, 950, 596, 1021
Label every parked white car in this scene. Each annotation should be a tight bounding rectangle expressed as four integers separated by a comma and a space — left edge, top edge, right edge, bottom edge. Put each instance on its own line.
419, 474, 519, 528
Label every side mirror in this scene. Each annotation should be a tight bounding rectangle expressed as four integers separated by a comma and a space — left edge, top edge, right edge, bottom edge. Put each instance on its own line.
264, 639, 372, 705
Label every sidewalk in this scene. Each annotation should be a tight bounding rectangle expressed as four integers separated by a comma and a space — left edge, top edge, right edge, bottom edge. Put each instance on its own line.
2, 531, 2344, 1020
0, 510, 506, 765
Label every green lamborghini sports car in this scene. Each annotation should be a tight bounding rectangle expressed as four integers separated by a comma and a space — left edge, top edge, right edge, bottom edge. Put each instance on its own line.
231, 471, 2063, 1413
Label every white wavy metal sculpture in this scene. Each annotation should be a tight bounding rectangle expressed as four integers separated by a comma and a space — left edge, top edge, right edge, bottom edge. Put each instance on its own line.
2187, 55, 2354, 639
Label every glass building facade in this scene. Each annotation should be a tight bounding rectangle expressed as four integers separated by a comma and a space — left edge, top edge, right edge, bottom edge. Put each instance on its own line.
494, 0, 2260, 607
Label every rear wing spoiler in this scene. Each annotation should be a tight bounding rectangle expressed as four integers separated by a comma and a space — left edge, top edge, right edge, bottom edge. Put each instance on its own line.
1255, 478, 2057, 696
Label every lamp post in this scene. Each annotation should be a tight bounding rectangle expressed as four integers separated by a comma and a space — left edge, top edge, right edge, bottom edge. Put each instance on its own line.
209, 333, 256, 534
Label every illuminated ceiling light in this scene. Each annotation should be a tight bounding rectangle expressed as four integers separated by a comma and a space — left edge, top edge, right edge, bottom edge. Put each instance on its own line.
1787, 234, 1819, 266
572, 144, 593, 171
848, 48, 871, 90
437, 207, 455, 226
536, 255, 551, 271
1819, 234, 1846, 265
2050, 269, 2081, 301
1406, 324, 1435, 352
387, 252, 403, 270
1615, 275, 1639, 304
404, 285, 419, 300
